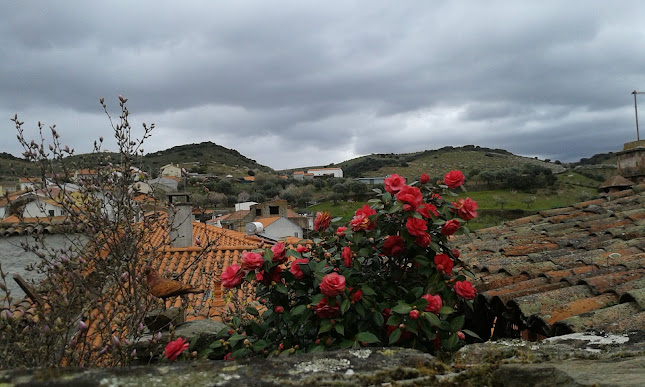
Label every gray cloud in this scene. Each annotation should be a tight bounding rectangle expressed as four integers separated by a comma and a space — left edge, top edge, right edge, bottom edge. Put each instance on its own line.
1, 1, 644, 170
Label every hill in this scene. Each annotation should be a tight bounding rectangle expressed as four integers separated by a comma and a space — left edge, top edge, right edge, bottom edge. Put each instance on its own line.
291, 145, 569, 179
140, 142, 274, 176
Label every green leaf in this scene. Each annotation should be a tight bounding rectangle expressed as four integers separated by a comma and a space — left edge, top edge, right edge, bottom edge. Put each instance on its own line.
358, 247, 371, 257
368, 199, 381, 203
319, 320, 333, 334
252, 339, 268, 351
373, 311, 384, 326
439, 306, 455, 315
356, 332, 380, 344
275, 283, 288, 294
264, 250, 274, 262
208, 341, 223, 349
386, 315, 402, 326
429, 242, 441, 252
231, 348, 251, 358
309, 344, 325, 353
286, 249, 302, 259
424, 312, 441, 327
372, 188, 383, 194
228, 333, 246, 346
449, 315, 465, 333
462, 329, 482, 341
388, 328, 402, 344
383, 192, 392, 202
331, 217, 343, 223
245, 306, 259, 317
391, 303, 412, 315
216, 327, 230, 339
443, 333, 459, 350
361, 284, 376, 296
291, 304, 307, 316
334, 323, 345, 335
340, 299, 351, 315
340, 340, 354, 349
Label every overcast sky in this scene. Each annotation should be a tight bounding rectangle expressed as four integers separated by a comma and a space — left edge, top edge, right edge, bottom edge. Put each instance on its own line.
1, 1, 644, 170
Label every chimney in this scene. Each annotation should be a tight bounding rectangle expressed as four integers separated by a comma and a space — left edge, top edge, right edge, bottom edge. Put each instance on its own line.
168, 193, 193, 248
617, 140, 645, 184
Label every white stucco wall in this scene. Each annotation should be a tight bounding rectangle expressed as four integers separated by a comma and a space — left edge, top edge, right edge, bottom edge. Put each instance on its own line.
263, 218, 303, 239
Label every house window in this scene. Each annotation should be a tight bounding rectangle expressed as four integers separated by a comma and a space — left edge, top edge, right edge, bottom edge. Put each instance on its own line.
269, 206, 279, 215
48, 210, 55, 217
255, 209, 262, 216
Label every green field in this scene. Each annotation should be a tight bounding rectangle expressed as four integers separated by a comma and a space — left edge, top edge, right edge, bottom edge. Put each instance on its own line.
310, 171, 606, 230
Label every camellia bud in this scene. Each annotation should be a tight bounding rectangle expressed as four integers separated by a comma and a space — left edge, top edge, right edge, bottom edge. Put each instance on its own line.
409, 310, 420, 320
457, 331, 466, 340
274, 306, 284, 314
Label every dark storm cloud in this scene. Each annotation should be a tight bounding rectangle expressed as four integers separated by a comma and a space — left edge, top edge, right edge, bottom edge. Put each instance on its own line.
1, 1, 644, 169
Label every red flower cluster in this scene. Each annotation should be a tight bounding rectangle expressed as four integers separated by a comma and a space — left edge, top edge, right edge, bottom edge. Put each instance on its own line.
314, 211, 332, 232
444, 170, 465, 189
441, 219, 460, 236
382, 235, 405, 256
341, 246, 353, 267
319, 272, 346, 297
396, 185, 423, 211
350, 205, 377, 231
452, 198, 478, 221
422, 294, 442, 314
241, 252, 264, 270
164, 337, 189, 361
315, 297, 340, 318
289, 258, 309, 280
434, 254, 454, 275
384, 173, 406, 193
221, 265, 244, 288
405, 217, 427, 237
454, 281, 476, 300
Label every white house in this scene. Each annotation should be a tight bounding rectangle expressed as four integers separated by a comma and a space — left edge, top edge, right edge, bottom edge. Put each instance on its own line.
307, 168, 343, 178
247, 216, 304, 240
160, 164, 182, 178
235, 201, 258, 211
19, 177, 42, 191
22, 198, 66, 218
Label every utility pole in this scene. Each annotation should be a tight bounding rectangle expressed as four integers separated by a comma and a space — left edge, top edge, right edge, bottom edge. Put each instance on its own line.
632, 90, 644, 141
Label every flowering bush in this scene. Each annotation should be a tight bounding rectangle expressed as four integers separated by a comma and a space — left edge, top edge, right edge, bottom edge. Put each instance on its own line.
210, 172, 480, 359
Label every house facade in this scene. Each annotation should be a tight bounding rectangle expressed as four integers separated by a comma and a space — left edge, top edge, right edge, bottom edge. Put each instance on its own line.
307, 167, 343, 178
160, 164, 182, 178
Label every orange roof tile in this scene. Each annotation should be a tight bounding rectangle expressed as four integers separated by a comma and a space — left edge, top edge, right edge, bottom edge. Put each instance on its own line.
256, 217, 280, 227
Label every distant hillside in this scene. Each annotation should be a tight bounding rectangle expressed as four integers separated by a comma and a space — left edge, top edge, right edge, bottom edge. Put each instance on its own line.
292, 145, 567, 179
141, 142, 273, 175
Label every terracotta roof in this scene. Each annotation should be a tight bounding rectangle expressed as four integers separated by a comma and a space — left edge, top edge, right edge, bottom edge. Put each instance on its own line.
598, 175, 634, 190
243, 176, 255, 182
293, 171, 304, 175
287, 209, 304, 218
307, 168, 342, 171
456, 184, 645, 340
256, 217, 280, 227
223, 209, 251, 222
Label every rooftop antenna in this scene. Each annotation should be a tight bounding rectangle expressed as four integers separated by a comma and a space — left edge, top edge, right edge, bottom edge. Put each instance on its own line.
631, 90, 644, 140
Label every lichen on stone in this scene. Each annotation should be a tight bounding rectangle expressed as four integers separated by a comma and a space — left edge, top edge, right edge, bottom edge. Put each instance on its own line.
293, 358, 351, 373
348, 349, 371, 359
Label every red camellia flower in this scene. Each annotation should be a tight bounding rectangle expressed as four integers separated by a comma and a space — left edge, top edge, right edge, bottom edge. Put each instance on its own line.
454, 281, 476, 300
434, 253, 454, 275
319, 272, 346, 297
419, 173, 430, 184
444, 170, 465, 189
417, 203, 438, 218
314, 211, 332, 232
289, 258, 309, 280
336, 226, 347, 237
415, 233, 431, 248
296, 245, 309, 254
241, 251, 264, 270
341, 246, 353, 268
409, 309, 420, 320
452, 198, 478, 221
164, 337, 189, 361
271, 243, 287, 262
382, 235, 405, 256
451, 249, 460, 259
315, 297, 340, 318
349, 205, 377, 231
221, 264, 244, 288
396, 185, 423, 210
422, 294, 442, 314
405, 217, 428, 237
441, 219, 460, 236
350, 288, 363, 303
384, 173, 406, 193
